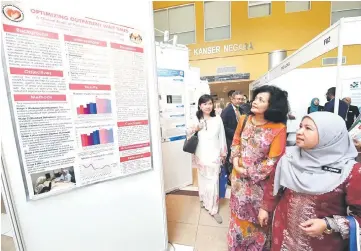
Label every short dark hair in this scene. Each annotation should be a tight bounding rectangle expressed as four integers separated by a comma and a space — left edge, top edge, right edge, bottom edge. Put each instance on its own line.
251, 85, 289, 123
196, 94, 216, 120
327, 87, 336, 96
228, 90, 236, 97
232, 91, 242, 98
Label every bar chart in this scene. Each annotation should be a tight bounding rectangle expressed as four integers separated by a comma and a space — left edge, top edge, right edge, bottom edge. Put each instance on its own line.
80, 128, 114, 147
76, 97, 112, 115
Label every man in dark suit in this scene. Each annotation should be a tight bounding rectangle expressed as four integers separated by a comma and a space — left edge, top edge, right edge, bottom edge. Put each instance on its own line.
220, 91, 244, 180
343, 97, 360, 130
324, 87, 348, 121
225, 90, 236, 107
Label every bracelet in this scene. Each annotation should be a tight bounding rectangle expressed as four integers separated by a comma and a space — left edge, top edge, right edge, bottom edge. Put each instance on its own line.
323, 218, 333, 234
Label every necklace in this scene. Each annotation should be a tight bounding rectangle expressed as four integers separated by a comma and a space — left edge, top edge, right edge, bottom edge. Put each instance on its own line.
251, 116, 268, 126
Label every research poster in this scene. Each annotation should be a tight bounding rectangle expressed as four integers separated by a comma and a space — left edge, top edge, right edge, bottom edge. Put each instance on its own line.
343, 78, 361, 108
1, 1, 153, 199
157, 69, 187, 142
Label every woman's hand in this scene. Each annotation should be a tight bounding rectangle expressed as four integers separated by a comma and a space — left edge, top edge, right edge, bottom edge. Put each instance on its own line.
220, 156, 226, 164
191, 125, 201, 134
299, 219, 327, 237
233, 157, 239, 168
234, 166, 247, 177
233, 157, 247, 177
258, 208, 269, 227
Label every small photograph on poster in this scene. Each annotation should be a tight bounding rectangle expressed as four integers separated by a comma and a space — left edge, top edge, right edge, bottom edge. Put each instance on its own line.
31, 167, 76, 196
129, 32, 143, 44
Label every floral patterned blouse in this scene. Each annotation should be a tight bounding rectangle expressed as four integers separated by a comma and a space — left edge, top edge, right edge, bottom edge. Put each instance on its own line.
230, 115, 287, 223
262, 162, 361, 251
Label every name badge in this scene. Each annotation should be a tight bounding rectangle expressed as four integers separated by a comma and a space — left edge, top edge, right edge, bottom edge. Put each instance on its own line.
322, 166, 341, 174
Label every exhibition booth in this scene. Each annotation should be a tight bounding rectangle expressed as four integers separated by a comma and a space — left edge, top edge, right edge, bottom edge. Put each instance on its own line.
250, 17, 361, 144
2, 1, 359, 250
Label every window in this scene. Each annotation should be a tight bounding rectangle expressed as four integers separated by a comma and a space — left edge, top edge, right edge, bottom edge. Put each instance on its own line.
153, 4, 196, 45
248, 1, 271, 18
285, 1, 310, 13
331, 1, 361, 25
204, 1, 231, 42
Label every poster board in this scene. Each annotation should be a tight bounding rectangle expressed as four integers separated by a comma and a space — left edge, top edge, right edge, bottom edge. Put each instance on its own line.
342, 77, 361, 108
1, 0, 153, 200
0, 1, 168, 251
155, 44, 192, 193
157, 68, 187, 142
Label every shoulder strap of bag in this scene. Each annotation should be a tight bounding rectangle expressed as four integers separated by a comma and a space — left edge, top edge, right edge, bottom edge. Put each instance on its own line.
240, 114, 249, 136
346, 216, 360, 251
194, 118, 200, 137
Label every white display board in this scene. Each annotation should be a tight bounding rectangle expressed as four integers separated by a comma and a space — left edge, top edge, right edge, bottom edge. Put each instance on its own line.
251, 17, 361, 90
268, 66, 361, 133
342, 77, 361, 108
156, 44, 193, 193
1, 0, 153, 200
1, 0, 167, 250
250, 17, 361, 134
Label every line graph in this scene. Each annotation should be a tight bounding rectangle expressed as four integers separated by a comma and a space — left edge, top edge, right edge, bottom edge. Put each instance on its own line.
80, 163, 118, 170
79, 160, 118, 183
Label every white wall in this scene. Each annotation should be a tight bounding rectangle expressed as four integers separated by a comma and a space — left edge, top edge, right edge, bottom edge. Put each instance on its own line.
270, 65, 361, 133
0, 1, 168, 251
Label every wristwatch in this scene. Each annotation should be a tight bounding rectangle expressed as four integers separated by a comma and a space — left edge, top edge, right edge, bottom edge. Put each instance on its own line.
323, 218, 333, 234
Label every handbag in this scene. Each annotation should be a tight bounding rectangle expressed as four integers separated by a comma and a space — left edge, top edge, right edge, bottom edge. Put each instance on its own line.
346, 216, 360, 251
183, 131, 198, 154
219, 164, 228, 198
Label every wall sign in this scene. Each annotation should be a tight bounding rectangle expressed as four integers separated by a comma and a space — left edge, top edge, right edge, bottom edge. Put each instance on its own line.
193, 42, 254, 56
201, 73, 250, 82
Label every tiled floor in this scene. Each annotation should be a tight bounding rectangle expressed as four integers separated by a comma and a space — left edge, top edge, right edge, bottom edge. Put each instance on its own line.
2, 213, 16, 251
1, 235, 16, 251
166, 194, 229, 251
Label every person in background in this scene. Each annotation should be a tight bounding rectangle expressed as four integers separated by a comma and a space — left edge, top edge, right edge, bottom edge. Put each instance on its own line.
228, 85, 289, 250
214, 102, 224, 116
240, 94, 251, 114
343, 97, 360, 130
324, 87, 348, 120
259, 112, 361, 251
221, 91, 244, 181
61, 169, 72, 182
307, 98, 324, 114
244, 95, 250, 104
225, 90, 236, 107
187, 94, 227, 224
34, 176, 52, 194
